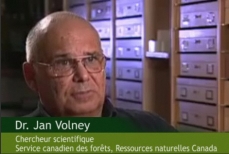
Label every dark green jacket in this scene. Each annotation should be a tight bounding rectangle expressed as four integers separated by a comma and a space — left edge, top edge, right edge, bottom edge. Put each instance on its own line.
24, 98, 178, 132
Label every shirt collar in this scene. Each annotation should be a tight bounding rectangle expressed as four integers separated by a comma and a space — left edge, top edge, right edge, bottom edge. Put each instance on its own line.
102, 97, 117, 117
37, 97, 117, 117
37, 101, 51, 117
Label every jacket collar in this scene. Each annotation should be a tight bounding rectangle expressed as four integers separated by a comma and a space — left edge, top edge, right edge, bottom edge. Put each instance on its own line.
37, 97, 117, 117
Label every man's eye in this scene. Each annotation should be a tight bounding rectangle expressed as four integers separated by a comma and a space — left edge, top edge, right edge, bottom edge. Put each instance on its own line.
86, 56, 97, 62
54, 59, 71, 66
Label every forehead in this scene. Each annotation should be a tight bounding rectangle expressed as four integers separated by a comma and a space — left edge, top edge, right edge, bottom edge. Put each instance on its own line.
41, 22, 101, 60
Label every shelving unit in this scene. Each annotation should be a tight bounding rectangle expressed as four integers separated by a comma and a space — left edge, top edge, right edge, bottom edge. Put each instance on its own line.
63, 0, 172, 122
171, 0, 229, 132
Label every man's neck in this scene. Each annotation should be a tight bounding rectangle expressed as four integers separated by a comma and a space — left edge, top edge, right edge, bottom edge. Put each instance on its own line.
38, 98, 114, 117
40, 104, 103, 117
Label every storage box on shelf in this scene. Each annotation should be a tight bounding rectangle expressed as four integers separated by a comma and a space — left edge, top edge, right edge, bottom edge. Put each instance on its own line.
90, 0, 111, 20
116, 80, 142, 103
116, 18, 142, 38
101, 40, 112, 58
105, 49, 113, 100
171, 0, 229, 132
179, 101, 218, 130
68, 0, 84, 6
67, 0, 86, 18
116, 0, 143, 18
180, 1, 218, 28
116, 40, 143, 59
180, 54, 218, 78
179, 28, 217, 52
106, 60, 112, 78
116, 100, 142, 111
181, 0, 210, 4
90, 0, 109, 3
106, 79, 112, 97
91, 21, 111, 39
176, 78, 218, 104
116, 61, 142, 81
69, 5, 86, 19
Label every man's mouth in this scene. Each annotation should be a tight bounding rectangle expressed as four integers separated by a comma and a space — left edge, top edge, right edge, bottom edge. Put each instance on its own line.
71, 90, 94, 100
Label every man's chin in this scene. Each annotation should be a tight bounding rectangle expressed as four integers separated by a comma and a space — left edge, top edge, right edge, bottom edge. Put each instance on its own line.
70, 91, 95, 102
64, 101, 103, 117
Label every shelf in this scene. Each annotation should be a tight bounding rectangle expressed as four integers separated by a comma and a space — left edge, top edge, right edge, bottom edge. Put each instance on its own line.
146, 51, 170, 59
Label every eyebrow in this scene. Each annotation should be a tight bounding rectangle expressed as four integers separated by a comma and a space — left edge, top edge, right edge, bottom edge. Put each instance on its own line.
52, 51, 99, 59
84, 51, 98, 55
53, 53, 70, 58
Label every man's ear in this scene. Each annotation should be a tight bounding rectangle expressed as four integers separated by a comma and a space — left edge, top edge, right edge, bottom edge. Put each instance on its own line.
22, 62, 38, 92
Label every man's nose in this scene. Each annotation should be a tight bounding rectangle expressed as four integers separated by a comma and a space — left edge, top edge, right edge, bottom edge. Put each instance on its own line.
72, 62, 89, 82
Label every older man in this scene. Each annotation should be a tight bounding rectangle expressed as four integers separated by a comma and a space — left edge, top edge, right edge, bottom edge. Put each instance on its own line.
23, 11, 177, 132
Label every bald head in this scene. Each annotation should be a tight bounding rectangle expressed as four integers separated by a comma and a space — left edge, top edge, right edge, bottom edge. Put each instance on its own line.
25, 11, 100, 62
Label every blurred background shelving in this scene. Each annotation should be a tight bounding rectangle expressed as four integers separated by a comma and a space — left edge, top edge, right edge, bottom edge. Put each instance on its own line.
171, 0, 229, 132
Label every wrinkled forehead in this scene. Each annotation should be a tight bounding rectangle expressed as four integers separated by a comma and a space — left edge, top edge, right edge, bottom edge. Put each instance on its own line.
39, 19, 102, 61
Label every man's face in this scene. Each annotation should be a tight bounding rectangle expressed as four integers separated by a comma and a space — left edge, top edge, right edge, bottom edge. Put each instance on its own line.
31, 21, 106, 116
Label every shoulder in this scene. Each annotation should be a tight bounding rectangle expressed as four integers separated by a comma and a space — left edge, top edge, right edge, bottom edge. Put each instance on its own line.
22, 108, 41, 117
115, 108, 178, 132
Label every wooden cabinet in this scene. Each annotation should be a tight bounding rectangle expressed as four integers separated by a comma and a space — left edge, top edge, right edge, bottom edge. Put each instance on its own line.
171, 0, 229, 132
